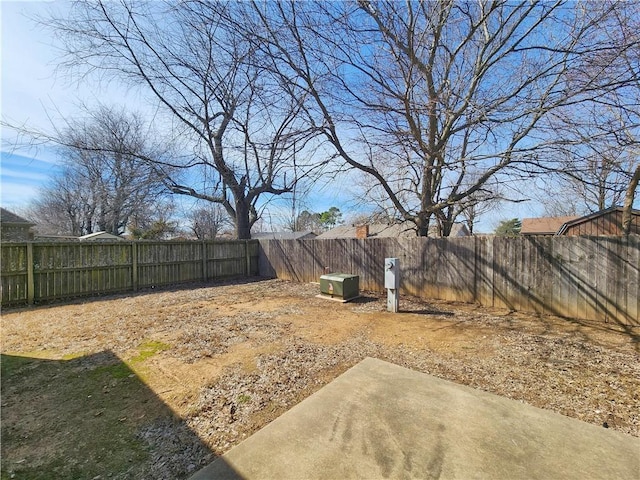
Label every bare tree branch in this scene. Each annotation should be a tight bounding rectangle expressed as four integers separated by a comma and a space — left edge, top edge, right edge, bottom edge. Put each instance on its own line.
39, 0, 327, 239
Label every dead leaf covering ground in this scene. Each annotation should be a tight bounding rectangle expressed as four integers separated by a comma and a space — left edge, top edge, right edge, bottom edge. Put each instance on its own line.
1, 278, 638, 479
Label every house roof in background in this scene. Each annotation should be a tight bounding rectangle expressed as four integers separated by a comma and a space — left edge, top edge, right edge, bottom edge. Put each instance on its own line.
556, 206, 640, 235
521, 216, 578, 235
78, 231, 125, 241
252, 231, 317, 240
316, 223, 415, 239
34, 235, 80, 241
0, 207, 35, 226
316, 222, 469, 239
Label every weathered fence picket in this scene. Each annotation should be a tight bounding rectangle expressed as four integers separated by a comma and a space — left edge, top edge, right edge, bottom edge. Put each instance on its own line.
1, 240, 259, 307
3, 236, 637, 325
258, 236, 639, 325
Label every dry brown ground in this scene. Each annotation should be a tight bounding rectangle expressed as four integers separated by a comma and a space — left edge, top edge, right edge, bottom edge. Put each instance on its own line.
2, 278, 639, 479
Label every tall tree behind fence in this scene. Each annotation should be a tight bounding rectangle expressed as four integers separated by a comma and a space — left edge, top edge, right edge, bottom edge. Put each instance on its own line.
1, 240, 259, 307
258, 236, 639, 326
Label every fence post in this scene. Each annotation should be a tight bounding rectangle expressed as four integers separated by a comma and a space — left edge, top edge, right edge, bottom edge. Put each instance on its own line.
26, 242, 35, 305
202, 241, 208, 281
131, 242, 138, 292
245, 240, 251, 276
473, 236, 478, 303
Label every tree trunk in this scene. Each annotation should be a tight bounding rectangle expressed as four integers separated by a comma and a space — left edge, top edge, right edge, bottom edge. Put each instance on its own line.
235, 201, 252, 240
415, 214, 431, 237
441, 220, 453, 237
439, 208, 455, 237
622, 163, 640, 236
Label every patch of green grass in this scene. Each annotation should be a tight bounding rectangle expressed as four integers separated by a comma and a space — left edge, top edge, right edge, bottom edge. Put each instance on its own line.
1, 352, 158, 479
0, 354, 36, 378
90, 362, 133, 379
237, 393, 252, 404
61, 351, 87, 360
130, 340, 171, 363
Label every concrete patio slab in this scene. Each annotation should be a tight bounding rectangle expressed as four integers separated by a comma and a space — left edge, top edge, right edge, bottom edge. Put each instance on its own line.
190, 357, 639, 480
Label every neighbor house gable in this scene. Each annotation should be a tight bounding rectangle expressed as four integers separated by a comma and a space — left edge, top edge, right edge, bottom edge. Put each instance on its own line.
0, 207, 36, 241
521, 216, 578, 236
557, 207, 640, 236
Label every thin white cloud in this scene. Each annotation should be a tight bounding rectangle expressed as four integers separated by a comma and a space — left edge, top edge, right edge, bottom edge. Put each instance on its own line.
0, 182, 40, 208
0, 167, 50, 183
0, 151, 58, 207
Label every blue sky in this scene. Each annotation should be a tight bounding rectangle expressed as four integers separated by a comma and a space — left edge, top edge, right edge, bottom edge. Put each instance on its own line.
1, 1, 76, 209
0, 1, 144, 210
0, 1, 349, 217
0, 1, 552, 232
0, 151, 61, 208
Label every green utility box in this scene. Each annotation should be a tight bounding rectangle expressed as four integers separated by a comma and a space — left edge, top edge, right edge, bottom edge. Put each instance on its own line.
319, 273, 360, 301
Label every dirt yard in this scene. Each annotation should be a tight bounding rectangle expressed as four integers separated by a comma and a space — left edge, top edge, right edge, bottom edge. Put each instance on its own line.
2, 278, 639, 479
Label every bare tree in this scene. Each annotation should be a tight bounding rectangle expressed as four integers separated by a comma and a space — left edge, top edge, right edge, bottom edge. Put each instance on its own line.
344, 208, 399, 227
278, 180, 315, 232
29, 106, 167, 236
28, 174, 94, 236
236, 0, 636, 236
458, 186, 505, 236
536, 183, 585, 217
544, 103, 638, 213
543, 1, 639, 219
46, 0, 325, 239
286, 210, 321, 232
188, 204, 230, 240
128, 199, 180, 240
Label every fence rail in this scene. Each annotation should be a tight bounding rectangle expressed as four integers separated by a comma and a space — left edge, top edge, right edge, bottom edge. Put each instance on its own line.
4, 236, 637, 325
1, 240, 259, 307
258, 236, 639, 325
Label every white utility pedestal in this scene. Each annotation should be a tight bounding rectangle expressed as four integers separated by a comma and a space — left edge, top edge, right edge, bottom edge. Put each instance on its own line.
385, 258, 400, 313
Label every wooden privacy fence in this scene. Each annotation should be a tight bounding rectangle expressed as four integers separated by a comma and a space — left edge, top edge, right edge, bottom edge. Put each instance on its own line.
1, 240, 259, 307
258, 235, 639, 325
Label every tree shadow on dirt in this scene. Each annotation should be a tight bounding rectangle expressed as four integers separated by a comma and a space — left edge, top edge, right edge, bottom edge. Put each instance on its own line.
400, 307, 456, 316
528, 314, 640, 353
347, 295, 379, 305
0, 351, 236, 479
